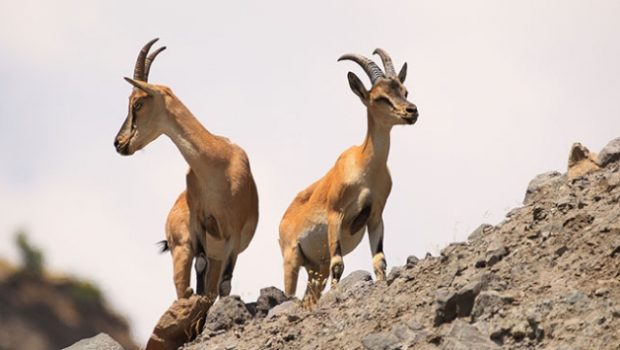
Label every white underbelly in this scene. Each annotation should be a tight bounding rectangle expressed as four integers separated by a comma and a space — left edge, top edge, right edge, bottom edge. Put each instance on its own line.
298, 222, 366, 264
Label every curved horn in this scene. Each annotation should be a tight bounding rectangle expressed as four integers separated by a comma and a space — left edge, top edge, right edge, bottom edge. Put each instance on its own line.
338, 53, 384, 84
145, 46, 166, 82
372, 48, 396, 77
133, 38, 159, 81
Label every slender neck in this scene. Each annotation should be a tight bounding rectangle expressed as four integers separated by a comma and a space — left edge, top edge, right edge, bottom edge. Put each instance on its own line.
162, 95, 223, 172
361, 110, 392, 166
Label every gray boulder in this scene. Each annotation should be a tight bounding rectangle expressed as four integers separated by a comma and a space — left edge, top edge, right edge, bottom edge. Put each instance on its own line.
362, 331, 401, 350
471, 290, 511, 321
338, 270, 373, 292
204, 295, 251, 332
523, 171, 563, 205
442, 320, 499, 350
63, 333, 124, 350
255, 286, 289, 318
319, 270, 374, 307
597, 137, 620, 167
434, 280, 483, 326
266, 300, 302, 321
386, 265, 404, 284
406, 255, 420, 267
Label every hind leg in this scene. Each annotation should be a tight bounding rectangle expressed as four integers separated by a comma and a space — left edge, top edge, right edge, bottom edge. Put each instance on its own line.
171, 244, 193, 299
219, 254, 237, 297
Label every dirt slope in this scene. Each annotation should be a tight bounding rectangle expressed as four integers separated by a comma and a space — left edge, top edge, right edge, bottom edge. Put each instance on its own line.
178, 138, 620, 350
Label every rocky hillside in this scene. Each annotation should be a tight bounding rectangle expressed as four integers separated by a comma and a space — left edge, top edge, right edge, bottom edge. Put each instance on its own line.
0, 260, 138, 350
70, 137, 620, 350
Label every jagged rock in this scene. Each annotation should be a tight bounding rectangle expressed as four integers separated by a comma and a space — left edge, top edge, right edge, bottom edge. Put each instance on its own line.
523, 171, 563, 205
245, 302, 257, 317
386, 266, 405, 283
319, 270, 375, 307
526, 310, 544, 340
471, 291, 508, 321
484, 241, 509, 267
597, 137, 620, 167
255, 286, 288, 318
532, 205, 548, 221
441, 320, 499, 350
266, 300, 302, 321
434, 280, 483, 326
204, 295, 251, 332
362, 332, 400, 350
146, 292, 212, 350
338, 270, 373, 291
387, 256, 419, 285
63, 333, 124, 350
406, 255, 420, 268
567, 142, 600, 179
510, 322, 528, 340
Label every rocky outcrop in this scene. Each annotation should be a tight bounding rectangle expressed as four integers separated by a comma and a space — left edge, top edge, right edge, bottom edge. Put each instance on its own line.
0, 267, 137, 350
145, 290, 212, 350
174, 137, 620, 350
567, 142, 600, 179
597, 137, 620, 167
255, 287, 289, 318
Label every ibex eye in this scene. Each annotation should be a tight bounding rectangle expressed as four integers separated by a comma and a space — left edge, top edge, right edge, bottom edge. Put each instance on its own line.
375, 96, 394, 108
134, 102, 142, 111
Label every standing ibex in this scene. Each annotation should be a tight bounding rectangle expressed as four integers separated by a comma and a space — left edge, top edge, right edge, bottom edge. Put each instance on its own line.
279, 49, 418, 306
114, 39, 259, 301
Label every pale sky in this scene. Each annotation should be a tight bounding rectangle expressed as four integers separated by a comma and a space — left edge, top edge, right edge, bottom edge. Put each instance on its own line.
1, 0, 619, 343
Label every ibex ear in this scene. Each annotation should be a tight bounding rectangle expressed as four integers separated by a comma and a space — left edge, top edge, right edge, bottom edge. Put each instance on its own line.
347, 72, 369, 104
398, 62, 407, 83
124, 77, 157, 95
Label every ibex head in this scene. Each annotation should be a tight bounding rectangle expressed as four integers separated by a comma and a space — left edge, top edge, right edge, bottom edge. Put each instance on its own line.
115, 38, 169, 156
339, 49, 418, 126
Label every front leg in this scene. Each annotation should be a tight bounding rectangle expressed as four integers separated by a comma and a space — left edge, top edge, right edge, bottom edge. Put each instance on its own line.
327, 211, 344, 287
367, 217, 386, 281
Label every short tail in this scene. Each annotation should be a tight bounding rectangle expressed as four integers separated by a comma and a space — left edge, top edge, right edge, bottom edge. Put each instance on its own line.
157, 240, 169, 253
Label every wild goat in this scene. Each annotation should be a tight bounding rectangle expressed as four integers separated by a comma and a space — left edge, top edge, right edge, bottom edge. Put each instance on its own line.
278, 49, 418, 306
114, 39, 259, 301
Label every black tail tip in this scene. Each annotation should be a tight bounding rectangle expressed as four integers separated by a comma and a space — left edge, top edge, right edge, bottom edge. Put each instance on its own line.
157, 240, 169, 253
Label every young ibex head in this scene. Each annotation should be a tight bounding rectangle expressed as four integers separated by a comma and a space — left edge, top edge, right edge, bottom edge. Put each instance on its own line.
339, 49, 418, 126
115, 38, 169, 156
